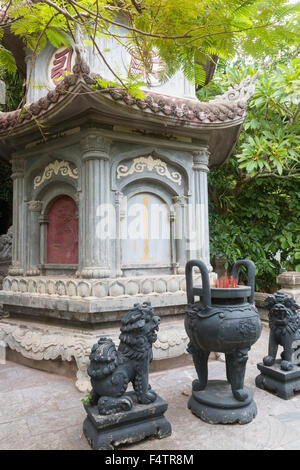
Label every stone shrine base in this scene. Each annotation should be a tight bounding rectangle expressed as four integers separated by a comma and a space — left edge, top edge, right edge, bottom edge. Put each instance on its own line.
256, 361, 300, 400
188, 380, 257, 425
0, 272, 217, 391
0, 316, 190, 392
83, 391, 172, 450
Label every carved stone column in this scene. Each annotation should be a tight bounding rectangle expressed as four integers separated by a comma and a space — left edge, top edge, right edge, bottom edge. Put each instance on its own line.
173, 195, 188, 274
9, 158, 25, 276
190, 148, 212, 271
114, 191, 123, 277
80, 132, 111, 278
39, 214, 48, 267
169, 209, 177, 274
27, 201, 42, 275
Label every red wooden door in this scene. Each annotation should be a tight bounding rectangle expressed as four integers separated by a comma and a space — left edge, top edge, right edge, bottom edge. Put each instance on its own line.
47, 195, 78, 264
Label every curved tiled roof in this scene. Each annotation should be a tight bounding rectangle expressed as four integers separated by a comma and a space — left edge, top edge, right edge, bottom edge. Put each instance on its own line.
0, 61, 247, 135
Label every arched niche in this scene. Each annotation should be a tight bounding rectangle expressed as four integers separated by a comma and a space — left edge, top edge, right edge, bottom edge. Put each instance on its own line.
119, 179, 178, 276
122, 191, 171, 267
46, 195, 79, 265
37, 181, 78, 217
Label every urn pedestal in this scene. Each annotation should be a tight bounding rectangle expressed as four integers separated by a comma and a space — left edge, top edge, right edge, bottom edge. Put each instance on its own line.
185, 259, 261, 424
188, 380, 257, 425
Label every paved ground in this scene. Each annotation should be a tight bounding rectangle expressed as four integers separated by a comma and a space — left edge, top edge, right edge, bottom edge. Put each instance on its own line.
1, 323, 300, 450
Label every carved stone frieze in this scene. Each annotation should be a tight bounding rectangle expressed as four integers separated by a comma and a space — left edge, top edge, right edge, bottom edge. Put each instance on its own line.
33, 160, 78, 188
1, 273, 217, 298
153, 325, 189, 360
0, 319, 95, 392
117, 155, 182, 185
0, 317, 190, 392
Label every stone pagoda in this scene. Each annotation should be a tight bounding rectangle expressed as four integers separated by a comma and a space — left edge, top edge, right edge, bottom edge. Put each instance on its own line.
0, 25, 257, 391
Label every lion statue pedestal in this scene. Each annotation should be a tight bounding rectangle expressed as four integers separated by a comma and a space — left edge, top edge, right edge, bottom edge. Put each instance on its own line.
82, 301, 171, 450
256, 291, 300, 399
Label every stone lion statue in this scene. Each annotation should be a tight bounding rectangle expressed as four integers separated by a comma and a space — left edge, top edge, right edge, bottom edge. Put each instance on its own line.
87, 301, 160, 415
263, 291, 300, 371
0, 226, 12, 261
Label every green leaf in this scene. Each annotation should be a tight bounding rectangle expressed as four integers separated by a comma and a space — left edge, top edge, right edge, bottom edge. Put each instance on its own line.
46, 27, 71, 49
0, 46, 17, 73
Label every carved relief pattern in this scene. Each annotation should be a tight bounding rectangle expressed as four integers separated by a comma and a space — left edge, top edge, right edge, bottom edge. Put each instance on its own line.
2, 273, 217, 298
27, 201, 43, 212
0, 319, 95, 392
0, 318, 189, 392
117, 156, 182, 186
34, 160, 78, 189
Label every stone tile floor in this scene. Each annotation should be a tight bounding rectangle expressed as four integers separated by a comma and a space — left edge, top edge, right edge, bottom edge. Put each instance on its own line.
1, 324, 300, 450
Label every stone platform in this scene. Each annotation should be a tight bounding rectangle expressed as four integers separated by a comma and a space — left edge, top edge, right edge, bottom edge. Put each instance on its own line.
0, 272, 217, 391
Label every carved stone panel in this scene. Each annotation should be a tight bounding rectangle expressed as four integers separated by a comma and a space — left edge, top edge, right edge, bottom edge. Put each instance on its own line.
122, 193, 171, 266
117, 155, 182, 186
34, 160, 78, 189
47, 196, 78, 265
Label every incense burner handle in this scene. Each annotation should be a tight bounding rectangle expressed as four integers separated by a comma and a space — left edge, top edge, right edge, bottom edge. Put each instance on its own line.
232, 260, 256, 304
185, 259, 211, 308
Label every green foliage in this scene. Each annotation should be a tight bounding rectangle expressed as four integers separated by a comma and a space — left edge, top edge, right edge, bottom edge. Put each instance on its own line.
0, 0, 299, 93
0, 46, 17, 73
237, 59, 300, 178
204, 56, 300, 292
0, 71, 20, 233
209, 175, 300, 291
0, 1, 299, 280
0, 69, 23, 111
10, 2, 72, 51
95, 76, 147, 99
81, 392, 93, 405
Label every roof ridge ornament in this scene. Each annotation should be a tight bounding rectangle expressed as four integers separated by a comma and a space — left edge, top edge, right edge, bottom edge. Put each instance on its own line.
73, 25, 90, 76
212, 71, 260, 104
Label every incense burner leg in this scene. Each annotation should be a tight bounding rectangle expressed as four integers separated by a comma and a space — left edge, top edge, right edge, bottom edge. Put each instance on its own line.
190, 346, 210, 391
226, 349, 249, 401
